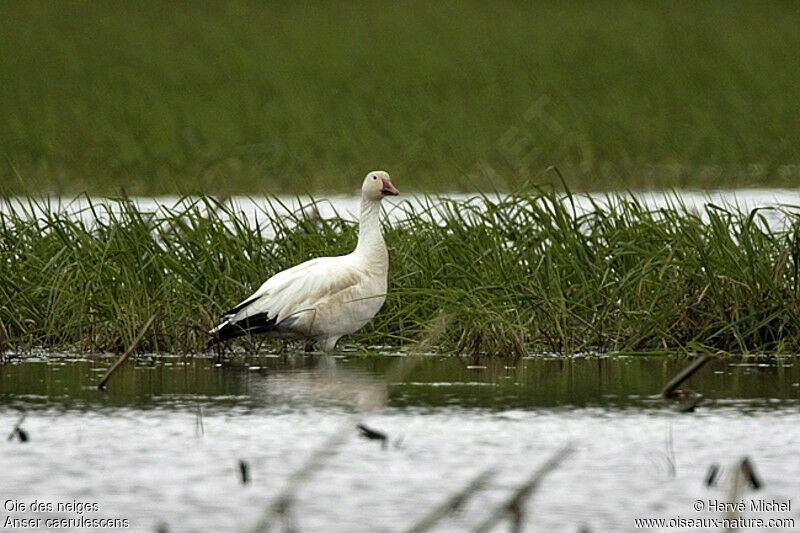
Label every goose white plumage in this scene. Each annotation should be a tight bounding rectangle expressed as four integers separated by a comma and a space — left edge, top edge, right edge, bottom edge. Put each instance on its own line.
208, 171, 399, 351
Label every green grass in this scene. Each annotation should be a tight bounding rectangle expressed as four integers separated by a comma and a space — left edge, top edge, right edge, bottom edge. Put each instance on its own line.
1, 1, 800, 195
2, 186, 800, 356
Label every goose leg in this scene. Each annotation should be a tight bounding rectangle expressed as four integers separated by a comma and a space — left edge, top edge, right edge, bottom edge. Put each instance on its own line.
322, 336, 341, 352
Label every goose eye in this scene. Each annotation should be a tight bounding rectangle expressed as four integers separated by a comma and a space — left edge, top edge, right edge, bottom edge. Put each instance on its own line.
372, 176, 377, 180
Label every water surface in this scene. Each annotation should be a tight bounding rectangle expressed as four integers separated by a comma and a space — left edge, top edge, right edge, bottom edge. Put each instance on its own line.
1, 354, 798, 532
5, 188, 800, 232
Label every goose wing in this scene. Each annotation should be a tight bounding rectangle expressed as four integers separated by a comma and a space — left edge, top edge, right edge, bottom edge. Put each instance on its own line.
211, 255, 361, 336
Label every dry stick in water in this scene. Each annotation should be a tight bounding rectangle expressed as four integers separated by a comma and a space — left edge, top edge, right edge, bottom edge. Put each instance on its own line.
97, 313, 158, 390
7, 414, 28, 442
404, 468, 496, 533
661, 354, 713, 399
472, 445, 574, 533
356, 423, 388, 448
239, 460, 250, 485
705, 463, 721, 487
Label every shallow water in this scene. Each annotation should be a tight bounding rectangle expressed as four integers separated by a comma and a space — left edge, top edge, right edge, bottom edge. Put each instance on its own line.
1, 354, 799, 532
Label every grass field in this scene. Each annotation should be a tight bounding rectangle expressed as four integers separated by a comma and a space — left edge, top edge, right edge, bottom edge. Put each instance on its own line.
1, 1, 800, 195
3, 188, 800, 356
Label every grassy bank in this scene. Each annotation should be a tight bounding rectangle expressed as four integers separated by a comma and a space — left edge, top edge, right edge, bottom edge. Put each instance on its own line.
2, 1, 800, 195
2, 187, 800, 356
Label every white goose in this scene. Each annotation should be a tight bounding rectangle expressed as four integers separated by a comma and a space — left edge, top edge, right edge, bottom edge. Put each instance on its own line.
208, 171, 399, 351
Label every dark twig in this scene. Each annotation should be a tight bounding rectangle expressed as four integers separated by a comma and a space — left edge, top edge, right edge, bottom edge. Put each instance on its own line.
239, 460, 250, 485
98, 312, 158, 390
705, 464, 721, 487
357, 423, 388, 448
472, 445, 573, 533
7, 414, 28, 442
661, 354, 713, 399
404, 468, 496, 533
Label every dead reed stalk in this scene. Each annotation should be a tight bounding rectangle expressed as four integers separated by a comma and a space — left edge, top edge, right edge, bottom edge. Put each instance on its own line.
404, 468, 496, 533
97, 312, 158, 390
472, 445, 574, 533
661, 354, 714, 399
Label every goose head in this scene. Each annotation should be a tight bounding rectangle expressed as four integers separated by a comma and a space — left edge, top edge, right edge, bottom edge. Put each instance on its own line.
362, 171, 399, 201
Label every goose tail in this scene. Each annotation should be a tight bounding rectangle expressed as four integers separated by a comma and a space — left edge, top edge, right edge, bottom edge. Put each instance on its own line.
207, 312, 278, 347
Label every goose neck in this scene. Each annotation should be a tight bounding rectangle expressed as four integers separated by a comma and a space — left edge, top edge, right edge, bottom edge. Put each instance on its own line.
355, 198, 386, 259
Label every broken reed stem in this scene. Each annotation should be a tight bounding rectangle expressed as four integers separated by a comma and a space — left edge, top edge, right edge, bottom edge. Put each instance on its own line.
661, 354, 713, 399
7, 414, 27, 441
97, 312, 158, 390
724, 460, 746, 532
249, 426, 350, 533
404, 468, 496, 533
472, 445, 574, 533
724, 457, 763, 532
739, 457, 762, 490
356, 423, 388, 449
238, 460, 250, 485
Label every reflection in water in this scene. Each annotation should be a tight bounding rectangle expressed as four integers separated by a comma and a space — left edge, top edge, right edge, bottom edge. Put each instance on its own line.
1, 354, 799, 532
1, 353, 798, 410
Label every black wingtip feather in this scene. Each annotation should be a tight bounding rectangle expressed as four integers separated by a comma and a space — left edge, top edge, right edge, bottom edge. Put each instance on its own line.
208, 312, 278, 347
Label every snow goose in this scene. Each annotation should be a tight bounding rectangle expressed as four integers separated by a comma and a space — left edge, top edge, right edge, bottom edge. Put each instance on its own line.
208, 171, 399, 351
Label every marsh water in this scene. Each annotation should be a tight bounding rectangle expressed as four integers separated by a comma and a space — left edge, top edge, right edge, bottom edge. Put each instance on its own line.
6, 188, 800, 234
1, 353, 799, 532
